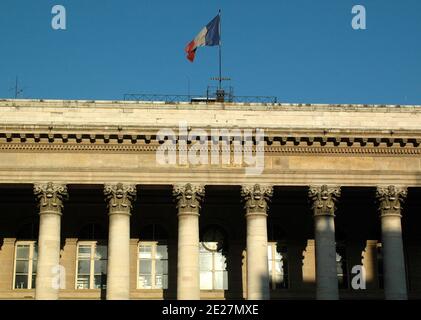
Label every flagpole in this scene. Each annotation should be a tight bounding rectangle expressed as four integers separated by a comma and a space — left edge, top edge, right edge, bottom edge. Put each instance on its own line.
218, 9, 222, 91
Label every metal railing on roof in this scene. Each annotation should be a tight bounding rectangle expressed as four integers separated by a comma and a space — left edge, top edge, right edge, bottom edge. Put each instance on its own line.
123, 93, 278, 104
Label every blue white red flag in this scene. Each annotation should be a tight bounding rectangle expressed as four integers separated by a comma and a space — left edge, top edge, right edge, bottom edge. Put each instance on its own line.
185, 14, 220, 62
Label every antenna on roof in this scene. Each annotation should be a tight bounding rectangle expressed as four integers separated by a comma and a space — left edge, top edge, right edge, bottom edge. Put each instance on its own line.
210, 76, 231, 102
10, 76, 24, 99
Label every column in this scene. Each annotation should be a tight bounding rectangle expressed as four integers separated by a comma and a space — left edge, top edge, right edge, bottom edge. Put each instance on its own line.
241, 184, 273, 300
308, 185, 341, 300
34, 182, 68, 300
104, 183, 136, 300
376, 185, 408, 300
173, 183, 205, 300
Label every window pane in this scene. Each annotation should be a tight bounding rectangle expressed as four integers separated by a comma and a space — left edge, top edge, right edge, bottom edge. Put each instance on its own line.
200, 271, 213, 290
94, 275, 106, 289
138, 275, 152, 288
15, 260, 29, 273
78, 246, 91, 258
94, 259, 107, 274
32, 260, 37, 273
139, 245, 152, 259
155, 259, 168, 275
214, 271, 224, 290
76, 275, 90, 289
156, 245, 168, 259
16, 246, 30, 259
214, 253, 226, 271
200, 253, 212, 271
95, 246, 108, 259
223, 271, 228, 290
78, 260, 91, 274
155, 274, 168, 289
214, 270, 229, 290
15, 275, 28, 289
139, 259, 152, 274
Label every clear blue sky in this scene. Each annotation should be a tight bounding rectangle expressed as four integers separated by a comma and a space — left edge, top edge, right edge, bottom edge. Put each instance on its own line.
0, 0, 421, 104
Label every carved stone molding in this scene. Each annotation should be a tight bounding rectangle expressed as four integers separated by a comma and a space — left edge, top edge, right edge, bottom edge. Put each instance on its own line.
104, 183, 137, 215
33, 182, 68, 214
241, 184, 273, 214
376, 185, 407, 217
1, 132, 421, 155
308, 185, 341, 217
173, 183, 205, 214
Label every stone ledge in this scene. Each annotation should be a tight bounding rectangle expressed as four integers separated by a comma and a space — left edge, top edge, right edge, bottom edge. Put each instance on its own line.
1, 98, 420, 112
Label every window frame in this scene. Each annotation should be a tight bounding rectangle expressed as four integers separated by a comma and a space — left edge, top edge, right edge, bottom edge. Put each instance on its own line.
75, 241, 107, 290
137, 241, 168, 290
13, 241, 37, 290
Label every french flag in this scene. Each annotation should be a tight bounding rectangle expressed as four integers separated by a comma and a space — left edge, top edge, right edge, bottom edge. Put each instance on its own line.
185, 14, 221, 62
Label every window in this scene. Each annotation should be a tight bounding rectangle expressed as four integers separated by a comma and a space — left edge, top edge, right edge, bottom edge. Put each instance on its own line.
14, 242, 37, 289
199, 242, 228, 290
200, 226, 228, 290
336, 245, 348, 289
76, 242, 107, 289
268, 242, 288, 289
138, 242, 168, 289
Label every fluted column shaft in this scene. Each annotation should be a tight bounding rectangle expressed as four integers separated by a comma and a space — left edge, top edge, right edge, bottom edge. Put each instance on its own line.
173, 183, 204, 300
242, 184, 273, 300
377, 186, 408, 300
173, 183, 205, 300
309, 185, 341, 300
104, 183, 136, 300
34, 182, 68, 300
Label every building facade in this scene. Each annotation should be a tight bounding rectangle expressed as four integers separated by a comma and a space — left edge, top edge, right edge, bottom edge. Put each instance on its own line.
0, 99, 420, 300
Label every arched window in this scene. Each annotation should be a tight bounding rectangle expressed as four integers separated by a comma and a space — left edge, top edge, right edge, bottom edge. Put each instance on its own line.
138, 224, 168, 289
200, 225, 228, 290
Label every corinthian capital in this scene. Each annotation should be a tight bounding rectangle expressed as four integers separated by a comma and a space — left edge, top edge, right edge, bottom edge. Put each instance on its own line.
104, 183, 137, 214
308, 185, 341, 217
173, 183, 205, 212
34, 182, 68, 213
376, 185, 407, 217
241, 184, 273, 213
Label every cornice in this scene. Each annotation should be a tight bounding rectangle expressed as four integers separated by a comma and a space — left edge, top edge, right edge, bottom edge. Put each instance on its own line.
0, 141, 419, 156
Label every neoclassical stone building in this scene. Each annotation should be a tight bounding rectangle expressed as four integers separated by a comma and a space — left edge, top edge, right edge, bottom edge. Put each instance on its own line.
0, 99, 420, 300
